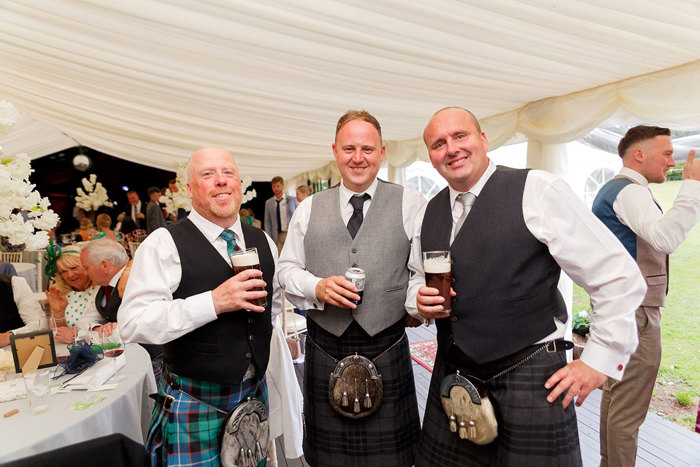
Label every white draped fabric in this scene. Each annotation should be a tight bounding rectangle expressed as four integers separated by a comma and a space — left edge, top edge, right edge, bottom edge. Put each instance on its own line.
1, 1, 700, 185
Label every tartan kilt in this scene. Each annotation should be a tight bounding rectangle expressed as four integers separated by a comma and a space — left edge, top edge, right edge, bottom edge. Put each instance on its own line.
146, 368, 268, 467
304, 319, 421, 467
416, 347, 582, 467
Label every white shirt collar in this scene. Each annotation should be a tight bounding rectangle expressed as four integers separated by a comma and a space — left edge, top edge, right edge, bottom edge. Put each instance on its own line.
109, 264, 128, 288
619, 167, 649, 187
339, 177, 379, 206
448, 159, 496, 208
188, 208, 243, 244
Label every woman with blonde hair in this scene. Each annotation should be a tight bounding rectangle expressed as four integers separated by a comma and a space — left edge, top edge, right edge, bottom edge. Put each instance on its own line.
93, 213, 122, 243
75, 217, 97, 242
44, 243, 104, 343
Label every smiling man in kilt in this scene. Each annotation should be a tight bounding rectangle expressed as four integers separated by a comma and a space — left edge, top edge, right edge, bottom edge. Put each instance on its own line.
410, 108, 646, 466
278, 110, 425, 466
120, 147, 282, 466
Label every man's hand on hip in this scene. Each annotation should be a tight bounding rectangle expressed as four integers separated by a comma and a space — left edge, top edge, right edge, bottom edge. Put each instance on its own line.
315, 276, 359, 309
212, 269, 267, 314
545, 359, 607, 409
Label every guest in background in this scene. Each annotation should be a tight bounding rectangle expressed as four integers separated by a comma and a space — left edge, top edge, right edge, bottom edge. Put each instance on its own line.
127, 190, 147, 229
168, 178, 188, 221
146, 186, 168, 235
239, 207, 255, 226
0, 274, 45, 347
114, 212, 126, 232
264, 175, 299, 252
93, 213, 122, 243
296, 185, 311, 204
75, 217, 97, 242
44, 244, 105, 343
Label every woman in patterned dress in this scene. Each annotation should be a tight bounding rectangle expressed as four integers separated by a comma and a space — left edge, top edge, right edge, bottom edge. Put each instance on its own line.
44, 246, 105, 343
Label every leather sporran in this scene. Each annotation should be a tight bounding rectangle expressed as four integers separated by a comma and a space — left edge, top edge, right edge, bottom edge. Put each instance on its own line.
328, 353, 382, 419
440, 371, 498, 445
220, 398, 270, 467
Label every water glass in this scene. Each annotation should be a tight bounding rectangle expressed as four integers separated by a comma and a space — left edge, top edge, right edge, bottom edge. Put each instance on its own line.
23, 369, 51, 415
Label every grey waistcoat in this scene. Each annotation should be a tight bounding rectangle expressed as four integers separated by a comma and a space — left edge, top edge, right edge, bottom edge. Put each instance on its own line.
304, 180, 410, 337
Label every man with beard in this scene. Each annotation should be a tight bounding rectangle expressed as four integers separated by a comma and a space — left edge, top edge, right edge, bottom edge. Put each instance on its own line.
120, 147, 281, 465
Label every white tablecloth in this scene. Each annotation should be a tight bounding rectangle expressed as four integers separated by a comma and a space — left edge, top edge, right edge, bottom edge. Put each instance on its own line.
0, 343, 156, 463
11, 263, 37, 293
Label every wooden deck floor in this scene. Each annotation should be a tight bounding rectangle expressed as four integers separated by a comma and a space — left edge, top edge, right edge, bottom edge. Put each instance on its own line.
275, 325, 700, 466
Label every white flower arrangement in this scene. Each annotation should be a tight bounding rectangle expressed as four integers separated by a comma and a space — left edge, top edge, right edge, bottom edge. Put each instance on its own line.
75, 173, 113, 211
161, 161, 257, 214
0, 100, 20, 134
0, 150, 60, 250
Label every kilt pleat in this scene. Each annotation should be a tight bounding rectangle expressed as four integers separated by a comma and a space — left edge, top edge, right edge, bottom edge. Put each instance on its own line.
146, 368, 268, 467
416, 349, 582, 467
304, 319, 420, 467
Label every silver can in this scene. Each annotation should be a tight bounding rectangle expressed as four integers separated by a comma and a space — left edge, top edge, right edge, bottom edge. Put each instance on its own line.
344, 267, 365, 305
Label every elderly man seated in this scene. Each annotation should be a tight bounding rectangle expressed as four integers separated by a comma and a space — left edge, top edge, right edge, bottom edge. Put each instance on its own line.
81, 238, 163, 375
0, 274, 45, 347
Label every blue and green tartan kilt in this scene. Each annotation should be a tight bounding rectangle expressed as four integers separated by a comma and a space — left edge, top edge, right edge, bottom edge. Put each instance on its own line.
146, 368, 268, 467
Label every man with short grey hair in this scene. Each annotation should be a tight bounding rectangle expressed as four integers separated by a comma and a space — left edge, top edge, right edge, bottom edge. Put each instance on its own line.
81, 239, 129, 323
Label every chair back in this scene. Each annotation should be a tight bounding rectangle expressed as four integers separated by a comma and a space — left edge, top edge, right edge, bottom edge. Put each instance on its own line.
0, 251, 23, 263
128, 241, 141, 258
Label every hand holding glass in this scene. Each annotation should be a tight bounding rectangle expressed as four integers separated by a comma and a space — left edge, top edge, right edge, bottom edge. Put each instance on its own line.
423, 250, 452, 313
229, 247, 267, 308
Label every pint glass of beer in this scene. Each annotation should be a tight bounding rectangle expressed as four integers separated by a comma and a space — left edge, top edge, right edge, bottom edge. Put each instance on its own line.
230, 247, 267, 308
422, 250, 452, 313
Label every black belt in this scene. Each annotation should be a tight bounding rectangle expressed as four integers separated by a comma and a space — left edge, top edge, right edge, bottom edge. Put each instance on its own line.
447, 339, 574, 381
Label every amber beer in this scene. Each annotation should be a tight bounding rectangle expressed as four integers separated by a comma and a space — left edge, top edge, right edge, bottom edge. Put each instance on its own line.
230, 247, 267, 308
423, 251, 451, 313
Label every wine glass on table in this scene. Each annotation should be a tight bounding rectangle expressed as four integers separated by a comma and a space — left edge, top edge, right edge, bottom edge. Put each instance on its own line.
101, 327, 125, 382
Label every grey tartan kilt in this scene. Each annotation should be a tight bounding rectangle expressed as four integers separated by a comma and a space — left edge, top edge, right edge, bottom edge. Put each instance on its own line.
416, 348, 582, 467
304, 319, 421, 467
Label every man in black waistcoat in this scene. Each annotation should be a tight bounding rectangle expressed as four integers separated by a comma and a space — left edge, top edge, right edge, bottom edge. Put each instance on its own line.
411, 107, 646, 466
81, 238, 163, 375
119, 146, 281, 466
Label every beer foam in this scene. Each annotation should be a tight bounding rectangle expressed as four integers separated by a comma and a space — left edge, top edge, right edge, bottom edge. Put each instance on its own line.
424, 257, 450, 274
230, 251, 259, 267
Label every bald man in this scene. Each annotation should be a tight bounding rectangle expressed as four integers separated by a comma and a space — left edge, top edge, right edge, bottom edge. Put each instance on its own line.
120, 147, 282, 466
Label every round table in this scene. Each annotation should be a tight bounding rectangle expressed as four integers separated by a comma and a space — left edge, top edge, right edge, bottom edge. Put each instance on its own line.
0, 343, 156, 463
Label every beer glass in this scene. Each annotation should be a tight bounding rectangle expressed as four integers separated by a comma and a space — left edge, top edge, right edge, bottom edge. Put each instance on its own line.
230, 247, 267, 308
422, 250, 452, 313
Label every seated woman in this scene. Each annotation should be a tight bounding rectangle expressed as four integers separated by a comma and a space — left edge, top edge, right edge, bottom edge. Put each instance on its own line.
44, 244, 105, 343
74, 217, 97, 242
92, 213, 122, 243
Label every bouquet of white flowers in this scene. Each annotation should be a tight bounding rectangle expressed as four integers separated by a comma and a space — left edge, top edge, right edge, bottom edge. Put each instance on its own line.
75, 174, 113, 211
0, 100, 20, 134
0, 151, 60, 250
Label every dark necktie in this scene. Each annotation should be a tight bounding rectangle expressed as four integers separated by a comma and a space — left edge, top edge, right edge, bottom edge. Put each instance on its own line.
104, 285, 113, 303
220, 229, 241, 256
276, 198, 282, 233
347, 193, 371, 239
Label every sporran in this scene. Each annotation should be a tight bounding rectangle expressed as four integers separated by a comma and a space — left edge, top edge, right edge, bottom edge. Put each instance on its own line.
328, 353, 383, 419
220, 397, 269, 467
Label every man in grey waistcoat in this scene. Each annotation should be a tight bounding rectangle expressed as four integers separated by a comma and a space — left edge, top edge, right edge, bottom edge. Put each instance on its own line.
278, 110, 426, 466
411, 107, 646, 466
593, 125, 700, 466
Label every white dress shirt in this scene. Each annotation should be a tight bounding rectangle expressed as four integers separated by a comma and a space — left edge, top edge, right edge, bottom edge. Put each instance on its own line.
119, 208, 282, 345
406, 160, 647, 379
613, 167, 700, 254
277, 178, 427, 317
7, 276, 45, 335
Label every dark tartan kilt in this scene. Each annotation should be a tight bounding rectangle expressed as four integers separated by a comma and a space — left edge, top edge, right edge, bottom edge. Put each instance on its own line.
416, 348, 582, 467
146, 368, 268, 467
304, 319, 421, 467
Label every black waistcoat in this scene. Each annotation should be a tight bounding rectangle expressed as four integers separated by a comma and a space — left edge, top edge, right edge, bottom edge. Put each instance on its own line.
421, 167, 566, 363
96, 284, 121, 323
0, 275, 24, 333
165, 219, 274, 385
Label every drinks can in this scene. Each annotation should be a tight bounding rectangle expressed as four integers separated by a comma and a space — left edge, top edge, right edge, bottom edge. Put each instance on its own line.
344, 267, 365, 305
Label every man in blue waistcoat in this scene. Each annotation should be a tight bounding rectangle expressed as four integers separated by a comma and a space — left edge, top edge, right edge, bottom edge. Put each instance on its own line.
592, 125, 700, 466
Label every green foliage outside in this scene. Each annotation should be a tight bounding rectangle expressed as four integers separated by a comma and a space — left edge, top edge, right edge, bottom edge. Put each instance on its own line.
573, 180, 700, 428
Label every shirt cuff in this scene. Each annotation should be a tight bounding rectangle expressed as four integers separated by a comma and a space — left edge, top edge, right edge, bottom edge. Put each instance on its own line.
302, 277, 325, 311
190, 291, 219, 324
579, 339, 631, 381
